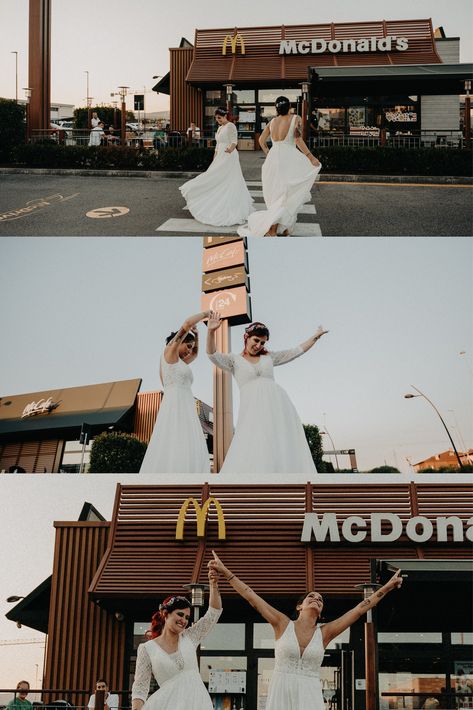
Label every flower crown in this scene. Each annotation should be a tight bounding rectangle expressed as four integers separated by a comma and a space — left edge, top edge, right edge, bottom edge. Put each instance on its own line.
159, 596, 191, 611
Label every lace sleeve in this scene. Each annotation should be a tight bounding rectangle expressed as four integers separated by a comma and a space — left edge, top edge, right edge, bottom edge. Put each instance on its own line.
228, 122, 238, 143
270, 346, 304, 366
184, 606, 223, 647
131, 643, 153, 702
208, 351, 235, 373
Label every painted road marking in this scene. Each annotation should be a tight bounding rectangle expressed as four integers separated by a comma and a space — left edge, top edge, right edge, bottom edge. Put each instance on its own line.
317, 181, 473, 188
182, 203, 316, 215
0, 193, 80, 222
86, 206, 130, 219
156, 218, 322, 236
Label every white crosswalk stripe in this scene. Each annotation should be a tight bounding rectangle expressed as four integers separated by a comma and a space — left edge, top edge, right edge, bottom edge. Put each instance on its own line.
155, 181, 322, 236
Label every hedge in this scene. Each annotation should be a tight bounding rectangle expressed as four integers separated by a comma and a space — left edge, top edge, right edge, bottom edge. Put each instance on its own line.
7, 142, 473, 176
11, 143, 214, 171
88, 431, 147, 473
0, 98, 26, 161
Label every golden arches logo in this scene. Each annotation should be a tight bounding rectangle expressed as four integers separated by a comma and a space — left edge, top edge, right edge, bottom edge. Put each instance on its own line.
222, 34, 246, 56
176, 497, 226, 540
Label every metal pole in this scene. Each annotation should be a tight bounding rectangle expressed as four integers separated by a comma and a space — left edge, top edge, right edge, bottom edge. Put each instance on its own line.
409, 385, 464, 468
79, 432, 88, 474
11, 52, 18, 102
465, 93, 471, 149
213, 320, 233, 473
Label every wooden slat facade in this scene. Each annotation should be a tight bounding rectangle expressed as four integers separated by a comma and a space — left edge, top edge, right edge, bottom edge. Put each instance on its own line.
0, 438, 64, 473
170, 48, 203, 132
89, 483, 473, 601
43, 522, 126, 704
186, 19, 442, 85
133, 391, 162, 444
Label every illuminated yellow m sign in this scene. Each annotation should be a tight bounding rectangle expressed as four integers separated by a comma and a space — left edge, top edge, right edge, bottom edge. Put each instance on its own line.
176, 497, 226, 540
222, 34, 246, 55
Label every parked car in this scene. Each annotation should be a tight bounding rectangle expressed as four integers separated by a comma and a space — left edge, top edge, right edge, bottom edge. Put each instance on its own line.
126, 122, 140, 133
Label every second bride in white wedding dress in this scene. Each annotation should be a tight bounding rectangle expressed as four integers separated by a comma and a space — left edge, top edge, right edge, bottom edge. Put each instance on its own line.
139, 311, 210, 474
238, 96, 321, 237
179, 107, 254, 227
206, 315, 328, 474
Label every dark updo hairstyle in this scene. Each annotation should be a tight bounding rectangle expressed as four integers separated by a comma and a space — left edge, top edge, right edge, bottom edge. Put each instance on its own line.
244, 322, 270, 356
165, 331, 195, 345
146, 595, 191, 639
214, 106, 229, 118
275, 96, 291, 116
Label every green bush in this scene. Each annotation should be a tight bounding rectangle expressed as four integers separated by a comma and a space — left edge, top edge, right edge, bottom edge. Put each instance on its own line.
303, 424, 327, 471
11, 143, 214, 171
0, 98, 26, 161
313, 145, 472, 176
88, 431, 147, 473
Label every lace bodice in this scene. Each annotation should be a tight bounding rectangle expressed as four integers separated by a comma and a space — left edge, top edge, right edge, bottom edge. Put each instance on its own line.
215, 121, 238, 150
274, 622, 324, 678
160, 355, 193, 389
208, 347, 303, 389
269, 114, 298, 145
132, 606, 222, 700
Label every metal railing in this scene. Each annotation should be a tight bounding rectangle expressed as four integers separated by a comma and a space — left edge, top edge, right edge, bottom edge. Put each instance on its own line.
309, 129, 466, 149
380, 690, 473, 709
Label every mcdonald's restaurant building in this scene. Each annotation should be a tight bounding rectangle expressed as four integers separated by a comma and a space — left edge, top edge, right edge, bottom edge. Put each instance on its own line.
8, 481, 473, 709
0, 379, 213, 473
155, 19, 472, 149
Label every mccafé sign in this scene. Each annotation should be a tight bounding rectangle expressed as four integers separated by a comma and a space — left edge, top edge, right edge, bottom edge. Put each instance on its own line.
176, 497, 226, 540
21, 396, 60, 418
301, 513, 473, 544
279, 35, 409, 55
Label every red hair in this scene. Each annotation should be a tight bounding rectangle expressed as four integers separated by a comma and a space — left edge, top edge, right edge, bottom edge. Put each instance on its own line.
145, 595, 191, 639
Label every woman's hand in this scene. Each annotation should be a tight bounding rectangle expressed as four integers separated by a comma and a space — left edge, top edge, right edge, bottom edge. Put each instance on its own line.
208, 550, 231, 578
208, 567, 219, 585
309, 155, 321, 167
386, 569, 403, 591
207, 310, 222, 332
314, 325, 329, 339
225, 145, 235, 153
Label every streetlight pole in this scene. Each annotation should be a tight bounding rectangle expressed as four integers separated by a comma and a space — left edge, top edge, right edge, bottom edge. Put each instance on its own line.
464, 80, 471, 149
118, 86, 129, 146
322, 414, 340, 471
183, 583, 209, 623
11, 52, 18, 102
404, 385, 464, 468
85, 70, 91, 127
300, 81, 310, 143
355, 581, 382, 710
23, 88, 32, 141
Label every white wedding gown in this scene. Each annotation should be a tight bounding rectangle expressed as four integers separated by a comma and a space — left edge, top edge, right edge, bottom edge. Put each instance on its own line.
139, 355, 210, 474
267, 622, 325, 710
179, 121, 254, 226
208, 348, 316, 473
238, 115, 321, 236
132, 606, 222, 710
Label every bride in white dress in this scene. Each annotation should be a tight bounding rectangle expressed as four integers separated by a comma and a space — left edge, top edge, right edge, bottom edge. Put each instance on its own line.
139, 311, 210, 474
238, 96, 321, 237
210, 552, 403, 710
206, 314, 328, 473
131, 569, 222, 710
179, 107, 254, 227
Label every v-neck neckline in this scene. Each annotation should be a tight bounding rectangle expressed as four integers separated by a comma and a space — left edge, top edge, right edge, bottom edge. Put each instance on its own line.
238, 353, 263, 366
291, 620, 318, 659
151, 635, 181, 657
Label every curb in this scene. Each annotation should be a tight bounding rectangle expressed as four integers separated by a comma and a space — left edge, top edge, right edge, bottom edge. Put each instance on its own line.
0, 167, 471, 185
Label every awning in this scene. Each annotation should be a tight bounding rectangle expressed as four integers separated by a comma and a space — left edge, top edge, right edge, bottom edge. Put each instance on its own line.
152, 72, 170, 94
0, 378, 142, 440
310, 63, 473, 96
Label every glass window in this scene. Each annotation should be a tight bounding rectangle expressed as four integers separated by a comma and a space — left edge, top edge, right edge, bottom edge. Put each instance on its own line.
379, 674, 446, 710
259, 89, 301, 103
325, 626, 350, 649
233, 89, 255, 104
257, 657, 274, 710
199, 655, 247, 684
312, 108, 345, 132
200, 623, 245, 651
378, 633, 442, 644
254, 623, 275, 649
452, 633, 473, 645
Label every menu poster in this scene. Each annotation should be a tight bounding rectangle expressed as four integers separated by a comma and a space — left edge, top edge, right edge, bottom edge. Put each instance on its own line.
209, 670, 246, 694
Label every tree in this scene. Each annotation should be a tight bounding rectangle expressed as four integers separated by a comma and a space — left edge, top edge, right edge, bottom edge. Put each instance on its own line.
89, 431, 147, 473
0, 98, 26, 161
369, 465, 401, 473
303, 424, 326, 471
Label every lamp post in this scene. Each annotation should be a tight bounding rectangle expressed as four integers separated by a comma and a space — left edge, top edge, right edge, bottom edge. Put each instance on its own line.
300, 81, 310, 142
224, 83, 234, 116
183, 583, 209, 622
85, 70, 91, 127
464, 80, 471, 149
321, 414, 340, 471
11, 51, 18, 102
23, 88, 32, 141
118, 86, 129, 146
355, 581, 382, 710
404, 385, 463, 468
6, 595, 25, 603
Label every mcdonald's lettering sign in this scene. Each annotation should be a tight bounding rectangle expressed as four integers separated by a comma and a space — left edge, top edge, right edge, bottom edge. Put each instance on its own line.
176, 497, 226, 540
222, 34, 246, 55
